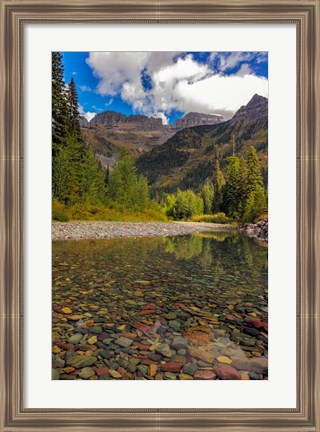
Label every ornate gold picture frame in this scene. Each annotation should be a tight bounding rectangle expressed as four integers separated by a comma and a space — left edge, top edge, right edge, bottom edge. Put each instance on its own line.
0, 0, 319, 430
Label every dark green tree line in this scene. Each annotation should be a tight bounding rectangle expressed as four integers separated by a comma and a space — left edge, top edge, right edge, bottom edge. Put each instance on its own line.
52, 53, 112, 206
52, 52, 152, 213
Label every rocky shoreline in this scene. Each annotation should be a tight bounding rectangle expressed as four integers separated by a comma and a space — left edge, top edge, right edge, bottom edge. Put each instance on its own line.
237, 219, 268, 242
52, 221, 235, 241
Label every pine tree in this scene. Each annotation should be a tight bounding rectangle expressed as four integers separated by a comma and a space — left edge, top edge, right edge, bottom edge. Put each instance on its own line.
244, 146, 264, 197
80, 148, 106, 204
243, 187, 266, 222
52, 135, 83, 204
223, 156, 241, 218
52, 52, 69, 154
212, 159, 225, 212
52, 143, 72, 203
52, 52, 70, 199
242, 146, 266, 222
237, 157, 247, 217
68, 77, 82, 141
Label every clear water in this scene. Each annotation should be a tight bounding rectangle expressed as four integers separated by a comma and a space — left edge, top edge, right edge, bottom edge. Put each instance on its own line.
52, 231, 268, 380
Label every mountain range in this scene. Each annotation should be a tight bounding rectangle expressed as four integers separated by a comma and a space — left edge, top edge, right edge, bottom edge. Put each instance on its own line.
80, 110, 225, 166
81, 110, 224, 130
80, 94, 268, 194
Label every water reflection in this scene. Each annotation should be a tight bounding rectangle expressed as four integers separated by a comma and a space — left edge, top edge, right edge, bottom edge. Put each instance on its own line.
52, 232, 268, 380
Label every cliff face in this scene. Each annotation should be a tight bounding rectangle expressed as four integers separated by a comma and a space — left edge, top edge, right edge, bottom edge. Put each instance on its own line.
88, 110, 225, 130
79, 116, 88, 127
173, 112, 224, 128
89, 111, 163, 130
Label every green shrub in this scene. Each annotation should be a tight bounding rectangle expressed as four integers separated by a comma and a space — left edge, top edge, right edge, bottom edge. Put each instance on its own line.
165, 189, 204, 220
191, 212, 232, 224
52, 199, 69, 221
52, 209, 69, 222
52, 198, 168, 222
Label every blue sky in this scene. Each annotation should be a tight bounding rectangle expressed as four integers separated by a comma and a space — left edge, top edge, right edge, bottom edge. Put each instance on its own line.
61, 51, 268, 124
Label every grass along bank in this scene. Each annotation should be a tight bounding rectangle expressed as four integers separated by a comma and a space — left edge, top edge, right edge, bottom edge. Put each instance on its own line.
52, 200, 167, 222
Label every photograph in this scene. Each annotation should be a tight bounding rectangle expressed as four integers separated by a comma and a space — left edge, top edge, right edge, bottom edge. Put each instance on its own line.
2, 0, 319, 429
51, 51, 269, 381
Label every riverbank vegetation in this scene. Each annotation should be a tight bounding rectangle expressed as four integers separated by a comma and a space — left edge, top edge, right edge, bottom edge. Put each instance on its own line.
52, 52, 267, 224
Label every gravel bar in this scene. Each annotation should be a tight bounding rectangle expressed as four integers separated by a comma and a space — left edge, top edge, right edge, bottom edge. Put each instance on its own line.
52, 221, 235, 241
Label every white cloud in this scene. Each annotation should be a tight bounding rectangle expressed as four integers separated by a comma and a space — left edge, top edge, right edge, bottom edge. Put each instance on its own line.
85, 52, 268, 121
120, 55, 214, 119
153, 55, 209, 85
213, 52, 267, 75
153, 112, 169, 125
79, 85, 92, 92
256, 52, 268, 64
236, 63, 252, 77
218, 52, 253, 71
86, 52, 149, 96
173, 74, 268, 118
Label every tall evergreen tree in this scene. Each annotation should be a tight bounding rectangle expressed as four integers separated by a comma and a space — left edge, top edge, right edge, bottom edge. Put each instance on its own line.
244, 146, 264, 197
52, 52, 69, 154
212, 159, 225, 212
223, 156, 241, 218
237, 157, 247, 217
53, 134, 84, 205
80, 148, 106, 204
52, 142, 72, 203
52, 52, 69, 199
242, 146, 266, 222
67, 77, 82, 141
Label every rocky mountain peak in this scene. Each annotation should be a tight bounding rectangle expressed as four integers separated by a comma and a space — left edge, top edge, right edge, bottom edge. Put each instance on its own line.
231, 94, 268, 123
